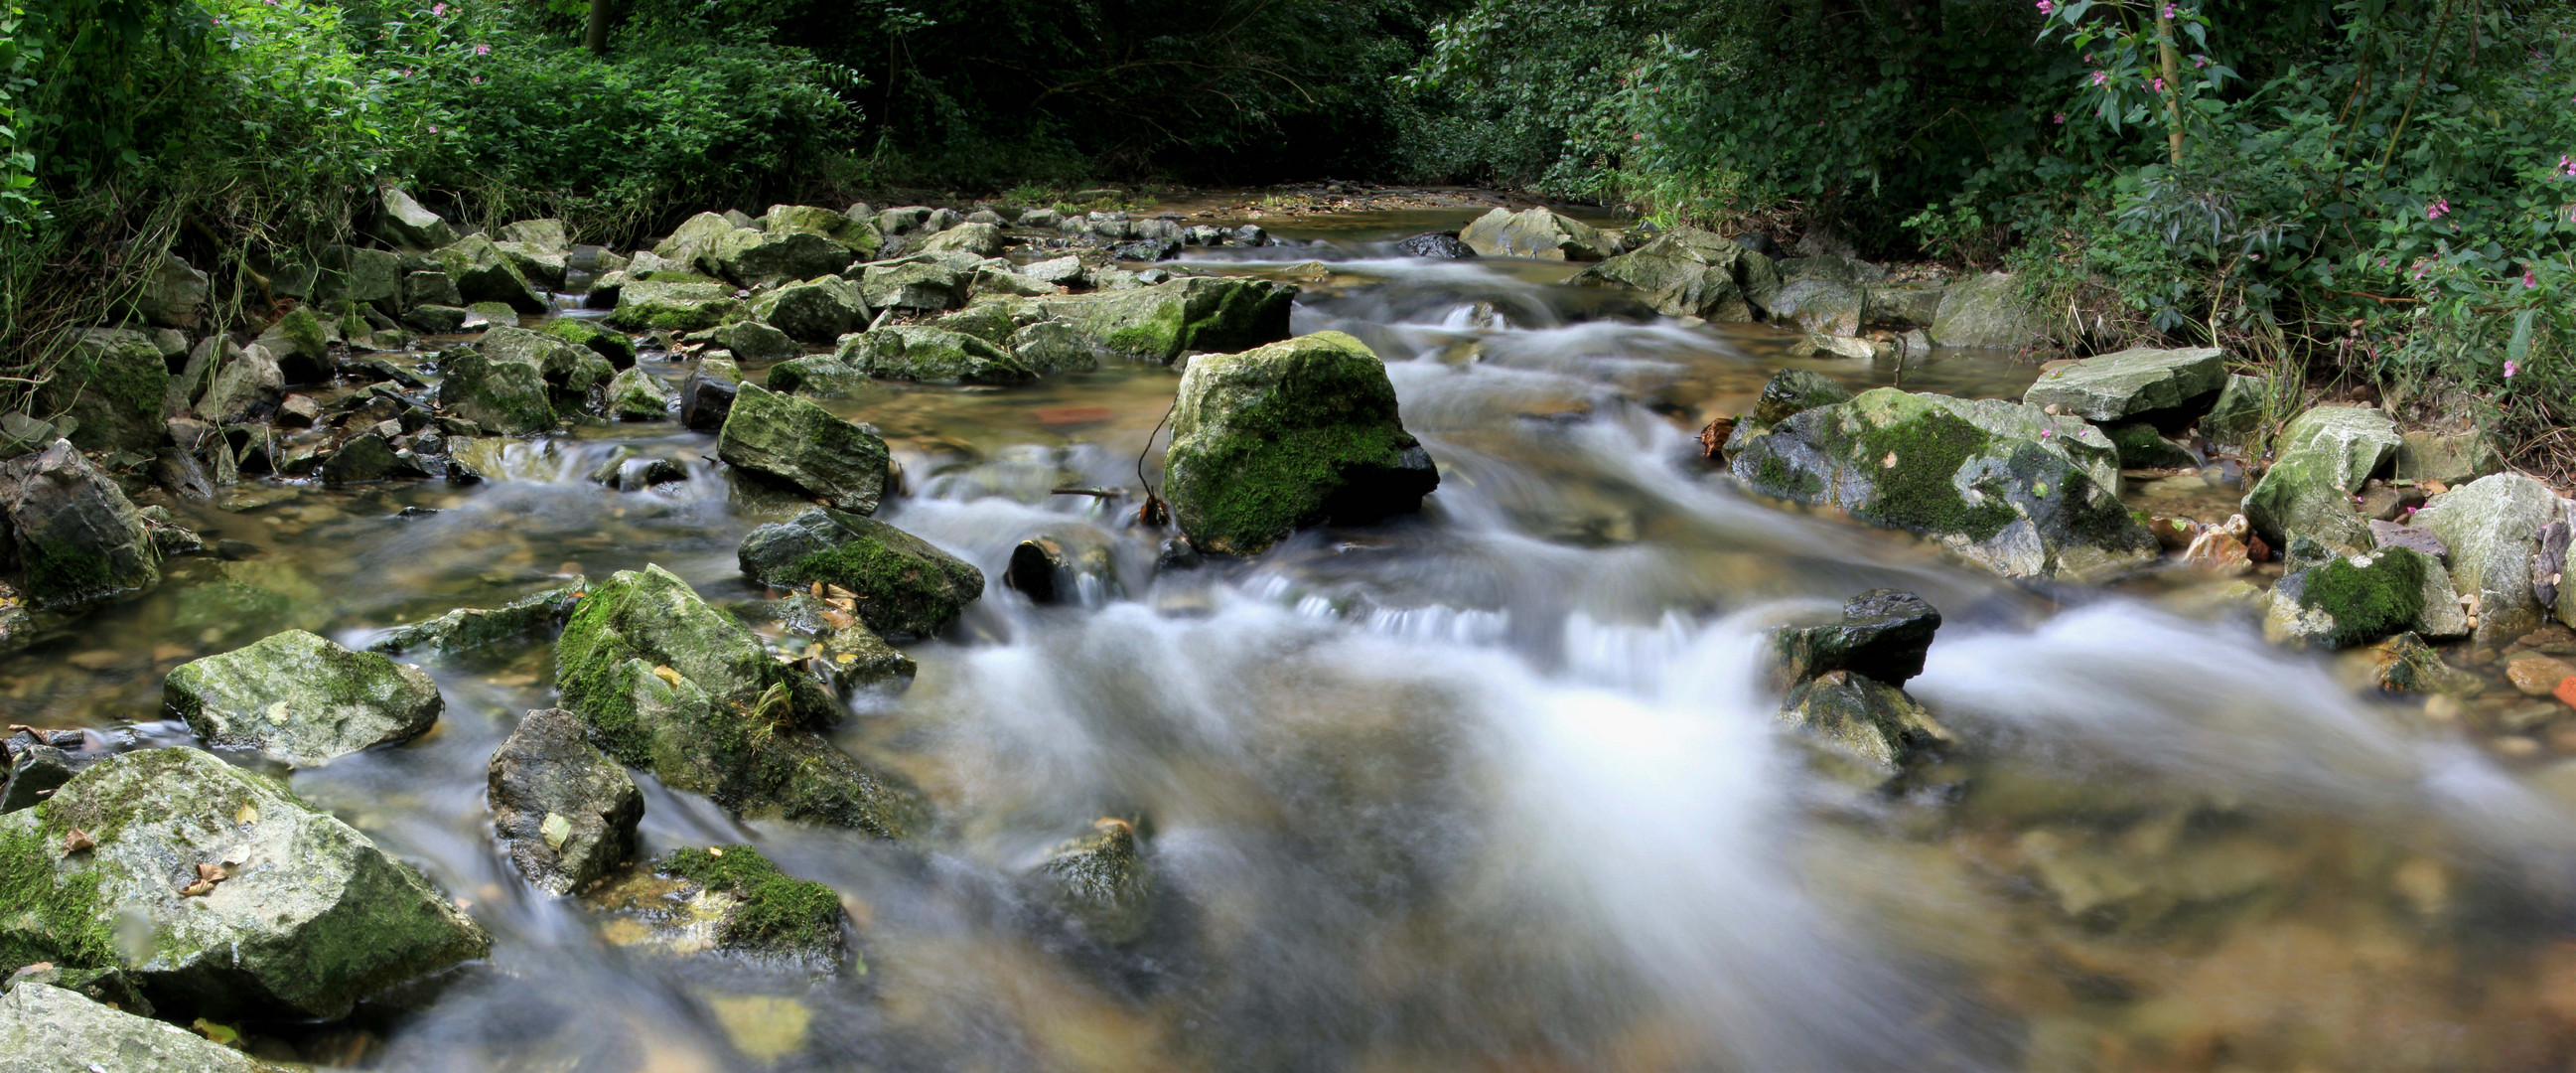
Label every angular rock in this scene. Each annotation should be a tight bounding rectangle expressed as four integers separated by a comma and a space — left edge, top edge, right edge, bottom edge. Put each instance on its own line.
1164, 331, 1438, 556
405, 303, 472, 334
1780, 671, 1954, 772
2241, 405, 2399, 551
489, 706, 642, 895
1459, 208, 1615, 260
1928, 271, 2046, 349
1773, 589, 1941, 687
652, 212, 745, 271
0, 983, 268, 1072
319, 245, 401, 310
1020, 255, 1086, 286
836, 325, 1032, 385
195, 343, 284, 426
1010, 320, 1097, 375
1730, 388, 2157, 581
2022, 346, 2227, 423
321, 430, 399, 483
2419, 473, 2562, 647
1753, 369, 1853, 425
750, 276, 870, 344
498, 218, 570, 252
919, 222, 1004, 257
1034, 275, 1297, 365
1035, 820, 1152, 946
0, 441, 160, 609
700, 320, 794, 365
164, 629, 442, 764
1393, 231, 1475, 259
2395, 430, 2502, 485
680, 360, 741, 432
553, 564, 926, 834
133, 252, 211, 329
368, 580, 586, 656
1767, 277, 1863, 336
1781, 253, 1890, 288
253, 307, 331, 383
930, 301, 1020, 346
974, 264, 1059, 298
707, 229, 857, 289
738, 508, 984, 640
763, 205, 882, 256
0, 747, 490, 1020
39, 329, 170, 456
763, 355, 870, 399
856, 257, 971, 311
715, 384, 890, 514
1863, 285, 1945, 329
605, 278, 741, 333
431, 234, 550, 314
404, 270, 464, 310
2262, 546, 2465, 649
607, 367, 675, 421
2105, 422, 2198, 469
537, 317, 638, 368
1568, 228, 1780, 322
436, 348, 557, 435
374, 187, 458, 249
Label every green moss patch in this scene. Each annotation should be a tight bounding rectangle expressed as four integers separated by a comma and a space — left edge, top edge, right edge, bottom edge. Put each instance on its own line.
0, 820, 116, 976
2299, 551, 2428, 648
659, 844, 843, 956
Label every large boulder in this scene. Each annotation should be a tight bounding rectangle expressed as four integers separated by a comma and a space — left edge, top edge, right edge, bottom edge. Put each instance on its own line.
373, 187, 458, 249
604, 278, 741, 332
2240, 405, 2397, 549
920, 222, 1005, 257
318, 245, 401, 310
1568, 228, 1781, 322
489, 706, 642, 895
751, 276, 870, 343
39, 329, 170, 455
1928, 271, 2046, 349
1163, 331, 1438, 556
715, 383, 890, 514
0, 747, 490, 1020
553, 564, 927, 835
651, 212, 744, 270
133, 252, 212, 329
1730, 388, 2157, 580
706, 229, 857, 289
1766, 277, 1863, 336
164, 629, 443, 765
431, 234, 550, 314
2021, 346, 2227, 423
857, 256, 973, 311
0, 983, 271, 1072
196, 343, 285, 425
764, 205, 883, 256
2262, 545, 2466, 650
2418, 473, 2562, 647
1034, 275, 1296, 365
436, 348, 557, 435
0, 440, 160, 610
537, 317, 637, 369
1458, 208, 1615, 260
835, 325, 1033, 385
738, 508, 984, 640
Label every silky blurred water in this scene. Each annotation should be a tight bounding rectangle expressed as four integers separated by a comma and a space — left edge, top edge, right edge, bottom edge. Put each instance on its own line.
7, 210, 2576, 1072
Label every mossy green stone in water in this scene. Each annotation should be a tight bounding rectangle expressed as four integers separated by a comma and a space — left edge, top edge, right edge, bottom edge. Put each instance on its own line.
715, 383, 890, 514
1162, 331, 1439, 556
659, 845, 845, 959
838, 325, 1032, 385
538, 317, 638, 368
2263, 546, 2456, 649
164, 629, 444, 764
738, 509, 984, 640
437, 349, 556, 435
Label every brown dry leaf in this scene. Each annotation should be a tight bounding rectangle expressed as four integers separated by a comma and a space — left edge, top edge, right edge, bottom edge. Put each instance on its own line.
180, 880, 216, 897
651, 665, 685, 688
819, 609, 855, 631
826, 596, 856, 613
61, 829, 94, 853
707, 846, 725, 857
825, 584, 857, 600
197, 862, 226, 884
809, 581, 824, 598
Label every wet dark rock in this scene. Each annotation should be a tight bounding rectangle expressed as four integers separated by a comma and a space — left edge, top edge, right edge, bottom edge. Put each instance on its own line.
1753, 369, 1854, 426
553, 564, 927, 835
716, 383, 890, 514
489, 706, 643, 896
432, 234, 550, 314
1773, 589, 1942, 688
0, 440, 161, 610
38, 330, 170, 456
195, 343, 284, 426
321, 431, 399, 484
1393, 231, 1476, 259
0, 743, 81, 814
1781, 671, 1954, 773
1034, 819, 1153, 947
588, 452, 688, 490
369, 579, 586, 656
1006, 527, 1120, 605
0, 983, 268, 1072
2371, 632, 2484, 695
1569, 228, 1780, 322
1730, 231, 1784, 259
738, 508, 983, 640
436, 348, 557, 435
165, 628, 443, 764
2105, 422, 2198, 470
1164, 331, 1438, 556
680, 362, 742, 431
587, 844, 848, 966
404, 303, 473, 334
0, 747, 491, 1021
1113, 237, 1179, 261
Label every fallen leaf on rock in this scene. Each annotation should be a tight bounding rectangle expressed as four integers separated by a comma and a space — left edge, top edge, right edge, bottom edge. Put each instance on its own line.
60, 829, 93, 853
191, 1018, 240, 1046
652, 665, 685, 688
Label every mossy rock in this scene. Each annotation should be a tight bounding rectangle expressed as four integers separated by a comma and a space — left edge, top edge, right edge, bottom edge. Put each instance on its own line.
2240, 405, 2397, 550
708, 319, 798, 365
0, 983, 277, 1072
436, 349, 557, 435
0, 440, 161, 610
649, 212, 744, 271
1780, 671, 1953, 773
1458, 207, 1616, 260
738, 508, 984, 640
1767, 277, 1863, 336
37, 329, 170, 456
1729, 387, 2157, 581
607, 367, 675, 422
1034, 820, 1152, 947
1567, 228, 1779, 321
764, 355, 871, 399
537, 317, 638, 368
715, 383, 890, 514
837, 325, 1033, 385
654, 844, 846, 962
164, 629, 443, 765
2261, 546, 2463, 649
0, 747, 490, 1021
931, 301, 1022, 346
606, 278, 743, 333
431, 234, 550, 314
1163, 331, 1439, 556
1033, 275, 1296, 364
2105, 422, 2198, 469
553, 564, 926, 836
2023, 346, 2226, 423
1928, 271, 2046, 349
1009, 319, 1098, 375
919, 221, 1004, 257
763, 204, 883, 256
857, 256, 973, 311
1753, 369, 1854, 425
707, 229, 858, 289
749, 277, 869, 344
367, 579, 586, 656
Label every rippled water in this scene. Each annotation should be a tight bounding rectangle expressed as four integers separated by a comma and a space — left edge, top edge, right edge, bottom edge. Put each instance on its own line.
10, 211, 2576, 1071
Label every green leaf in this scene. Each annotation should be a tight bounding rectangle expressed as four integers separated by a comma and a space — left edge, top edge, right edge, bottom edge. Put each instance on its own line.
2507, 308, 2533, 366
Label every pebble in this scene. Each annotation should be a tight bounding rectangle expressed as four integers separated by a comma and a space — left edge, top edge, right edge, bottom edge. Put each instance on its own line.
2505, 656, 2576, 697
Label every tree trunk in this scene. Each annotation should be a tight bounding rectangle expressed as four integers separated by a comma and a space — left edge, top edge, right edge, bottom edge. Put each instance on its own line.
585, 0, 610, 55
2156, 3, 2185, 164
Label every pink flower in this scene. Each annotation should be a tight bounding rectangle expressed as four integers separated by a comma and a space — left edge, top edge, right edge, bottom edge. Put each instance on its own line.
428, 125, 438, 133
2036, 0, 2054, 12
2528, 268, 2540, 288
2152, 77, 2167, 92
432, 2, 444, 14
2504, 360, 2520, 379
472, 76, 482, 83
2426, 198, 2450, 220
475, 43, 490, 56
2040, 427, 2055, 440
2163, 4, 2176, 18
2559, 154, 2576, 177
2089, 71, 2108, 86
2054, 112, 2067, 124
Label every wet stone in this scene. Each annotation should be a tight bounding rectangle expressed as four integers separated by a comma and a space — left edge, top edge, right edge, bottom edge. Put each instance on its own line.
1774, 589, 1942, 687
489, 707, 643, 895
0, 983, 268, 1073
164, 628, 444, 764
738, 508, 984, 641
589, 453, 689, 491
368, 579, 587, 656
1035, 819, 1153, 947
715, 383, 891, 514
1753, 369, 1854, 426
0, 742, 83, 814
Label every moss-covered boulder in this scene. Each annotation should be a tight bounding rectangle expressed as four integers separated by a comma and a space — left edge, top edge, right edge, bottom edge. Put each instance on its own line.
750, 277, 869, 344
1162, 331, 1438, 556
368, 580, 586, 656
488, 706, 642, 896
436, 349, 557, 435
707, 229, 858, 289
605, 278, 742, 332
738, 508, 984, 640
0, 747, 490, 1020
163, 629, 442, 764
835, 325, 1033, 385
552, 564, 926, 835
651, 212, 744, 270
704, 319, 797, 364
196, 342, 285, 425
715, 384, 890, 514
607, 367, 675, 421
2022, 346, 2227, 422
585, 844, 847, 965
857, 256, 972, 311
764, 355, 871, 399
1458, 207, 1615, 260
1729, 387, 2157, 580
764, 204, 883, 257
2240, 404, 2397, 550
1767, 277, 1863, 336
2262, 546, 2466, 649
1010, 319, 1098, 375
1034, 275, 1296, 364
0, 440, 160, 610
1567, 228, 1781, 322
919, 221, 1004, 257
1753, 369, 1854, 425
537, 317, 637, 368
372, 187, 458, 249
1034, 819, 1152, 947
0, 983, 275, 1072
431, 234, 550, 314
38, 329, 170, 455
1928, 271, 2046, 349
1781, 671, 1955, 772
2418, 473, 2562, 647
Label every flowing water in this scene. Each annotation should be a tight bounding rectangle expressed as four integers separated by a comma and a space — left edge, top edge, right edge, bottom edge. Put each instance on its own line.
11, 210, 2576, 1071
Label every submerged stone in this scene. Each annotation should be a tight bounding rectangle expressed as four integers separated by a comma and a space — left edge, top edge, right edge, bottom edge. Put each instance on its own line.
489, 706, 643, 895
1780, 671, 1954, 772
1163, 331, 1439, 556
589, 844, 847, 966
738, 509, 984, 640
164, 629, 443, 764
1774, 589, 1941, 687
715, 383, 891, 514
2371, 632, 2484, 695
368, 579, 587, 656
1035, 819, 1153, 947
0, 747, 490, 1021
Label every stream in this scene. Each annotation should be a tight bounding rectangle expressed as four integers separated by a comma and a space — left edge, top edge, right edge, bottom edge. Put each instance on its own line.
9, 208, 2576, 1072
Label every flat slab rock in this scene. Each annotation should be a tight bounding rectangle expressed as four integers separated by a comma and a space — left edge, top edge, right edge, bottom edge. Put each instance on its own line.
2021, 346, 2226, 422
164, 629, 443, 764
0, 983, 275, 1073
